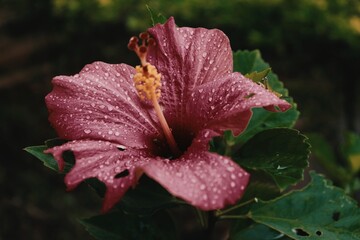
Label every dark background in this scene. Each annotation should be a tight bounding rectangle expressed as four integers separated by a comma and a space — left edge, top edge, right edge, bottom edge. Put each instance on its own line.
1, 0, 359, 239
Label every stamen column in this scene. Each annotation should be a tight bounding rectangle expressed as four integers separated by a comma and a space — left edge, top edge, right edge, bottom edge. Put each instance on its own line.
128, 33, 181, 157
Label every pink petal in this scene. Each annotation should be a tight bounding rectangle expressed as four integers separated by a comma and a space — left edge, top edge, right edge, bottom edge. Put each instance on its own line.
142, 130, 250, 210
186, 72, 291, 135
147, 17, 233, 128
45, 62, 161, 148
45, 140, 152, 212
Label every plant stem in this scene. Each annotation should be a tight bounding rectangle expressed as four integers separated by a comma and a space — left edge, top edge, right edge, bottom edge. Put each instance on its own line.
216, 198, 256, 216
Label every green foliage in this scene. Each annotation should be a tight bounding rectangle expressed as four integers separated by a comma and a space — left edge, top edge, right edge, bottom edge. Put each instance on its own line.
24, 140, 73, 173
342, 132, 360, 173
231, 223, 291, 240
119, 176, 182, 216
80, 210, 178, 240
306, 133, 351, 185
248, 172, 360, 240
146, 5, 167, 26
237, 128, 310, 191
245, 67, 271, 84
24, 145, 60, 172
307, 132, 360, 196
233, 50, 300, 144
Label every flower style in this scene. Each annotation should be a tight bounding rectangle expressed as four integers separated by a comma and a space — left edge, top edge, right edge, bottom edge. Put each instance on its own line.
45, 17, 291, 212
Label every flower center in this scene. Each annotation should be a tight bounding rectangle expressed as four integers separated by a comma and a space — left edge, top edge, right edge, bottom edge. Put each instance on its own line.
128, 33, 181, 157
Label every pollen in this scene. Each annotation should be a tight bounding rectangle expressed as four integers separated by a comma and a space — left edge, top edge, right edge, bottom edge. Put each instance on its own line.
133, 64, 161, 101
129, 32, 161, 101
128, 32, 181, 156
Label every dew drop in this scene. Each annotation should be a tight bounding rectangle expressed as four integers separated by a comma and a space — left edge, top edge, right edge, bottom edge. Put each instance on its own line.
227, 166, 235, 172
84, 129, 91, 134
230, 182, 236, 188
204, 131, 210, 138
200, 184, 206, 190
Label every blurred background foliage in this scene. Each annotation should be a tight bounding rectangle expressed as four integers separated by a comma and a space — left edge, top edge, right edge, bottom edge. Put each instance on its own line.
1, 0, 360, 239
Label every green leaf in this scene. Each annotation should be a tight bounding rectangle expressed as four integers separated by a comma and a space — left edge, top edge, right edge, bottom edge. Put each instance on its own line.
240, 172, 281, 202
235, 128, 310, 190
24, 145, 60, 172
80, 210, 177, 240
249, 172, 360, 240
342, 132, 360, 173
231, 223, 291, 240
233, 50, 299, 143
25, 143, 73, 173
146, 5, 167, 26
306, 133, 337, 164
119, 176, 182, 216
306, 133, 351, 185
245, 68, 271, 83
210, 130, 236, 156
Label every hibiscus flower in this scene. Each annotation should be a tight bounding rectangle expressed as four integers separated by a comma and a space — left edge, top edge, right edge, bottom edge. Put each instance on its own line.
45, 17, 291, 212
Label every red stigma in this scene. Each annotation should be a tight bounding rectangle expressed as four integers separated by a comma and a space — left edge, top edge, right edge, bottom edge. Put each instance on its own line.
128, 32, 156, 66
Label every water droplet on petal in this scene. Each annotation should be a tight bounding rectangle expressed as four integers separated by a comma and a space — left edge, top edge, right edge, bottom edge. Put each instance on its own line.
227, 166, 235, 172
84, 129, 91, 134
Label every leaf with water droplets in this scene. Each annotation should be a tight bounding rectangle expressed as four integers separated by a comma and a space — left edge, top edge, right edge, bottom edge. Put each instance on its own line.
233, 50, 299, 143
247, 172, 360, 240
235, 128, 310, 191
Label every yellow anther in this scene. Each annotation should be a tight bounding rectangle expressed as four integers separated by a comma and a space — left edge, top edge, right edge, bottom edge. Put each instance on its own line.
133, 64, 161, 101
128, 33, 181, 157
